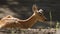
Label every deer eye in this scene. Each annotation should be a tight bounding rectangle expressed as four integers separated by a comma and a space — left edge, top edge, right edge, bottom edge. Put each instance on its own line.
39, 12, 42, 16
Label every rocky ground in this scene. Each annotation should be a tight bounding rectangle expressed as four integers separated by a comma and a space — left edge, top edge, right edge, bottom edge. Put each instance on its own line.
0, 28, 58, 34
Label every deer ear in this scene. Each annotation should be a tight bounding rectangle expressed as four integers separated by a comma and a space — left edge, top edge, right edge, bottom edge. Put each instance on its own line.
38, 9, 43, 13
32, 4, 38, 12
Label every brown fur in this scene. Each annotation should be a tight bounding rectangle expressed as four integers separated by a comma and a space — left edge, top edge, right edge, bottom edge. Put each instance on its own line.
0, 5, 46, 29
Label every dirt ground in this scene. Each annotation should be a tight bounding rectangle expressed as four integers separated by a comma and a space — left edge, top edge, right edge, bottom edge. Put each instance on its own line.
0, 28, 58, 34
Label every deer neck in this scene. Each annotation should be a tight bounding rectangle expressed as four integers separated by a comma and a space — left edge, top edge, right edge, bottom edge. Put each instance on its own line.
20, 12, 37, 28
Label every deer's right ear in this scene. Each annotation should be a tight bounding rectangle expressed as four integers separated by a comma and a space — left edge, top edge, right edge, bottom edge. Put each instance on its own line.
32, 4, 38, 12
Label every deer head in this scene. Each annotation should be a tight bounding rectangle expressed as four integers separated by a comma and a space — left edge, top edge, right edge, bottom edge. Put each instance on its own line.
32, 4, 47, 22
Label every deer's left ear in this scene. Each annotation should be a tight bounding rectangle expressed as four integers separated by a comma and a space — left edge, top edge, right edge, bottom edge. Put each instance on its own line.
32, 4, 38, 12
38, 9, 43, 13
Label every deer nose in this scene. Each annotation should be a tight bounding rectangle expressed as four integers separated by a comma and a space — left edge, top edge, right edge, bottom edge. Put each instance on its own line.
45, 19, 47, 21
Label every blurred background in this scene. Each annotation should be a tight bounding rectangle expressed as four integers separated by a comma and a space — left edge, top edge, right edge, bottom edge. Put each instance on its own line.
0, 0, 60, 28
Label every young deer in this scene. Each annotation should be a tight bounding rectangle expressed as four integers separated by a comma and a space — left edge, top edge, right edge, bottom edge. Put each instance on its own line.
0, 5, 46, 29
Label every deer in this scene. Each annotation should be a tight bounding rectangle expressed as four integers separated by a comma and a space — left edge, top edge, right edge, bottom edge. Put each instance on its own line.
0, 5, 47, 29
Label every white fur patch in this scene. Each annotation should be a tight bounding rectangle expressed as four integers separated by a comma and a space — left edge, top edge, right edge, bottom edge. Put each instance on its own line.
38, 9, 43, 13
33, 13, 35, 15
